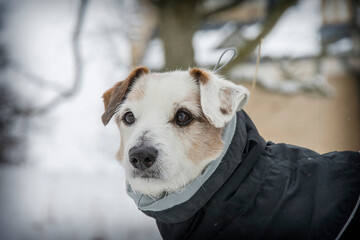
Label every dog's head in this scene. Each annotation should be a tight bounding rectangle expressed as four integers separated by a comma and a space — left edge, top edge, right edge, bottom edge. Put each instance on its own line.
102, 67, 249, 196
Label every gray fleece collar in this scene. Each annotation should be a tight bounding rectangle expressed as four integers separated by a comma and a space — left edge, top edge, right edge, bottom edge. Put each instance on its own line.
126, 114, 237, 212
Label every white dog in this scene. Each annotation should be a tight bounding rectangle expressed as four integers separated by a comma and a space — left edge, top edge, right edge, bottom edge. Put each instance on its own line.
101, 67, 360, 240
102, 66, 249, 196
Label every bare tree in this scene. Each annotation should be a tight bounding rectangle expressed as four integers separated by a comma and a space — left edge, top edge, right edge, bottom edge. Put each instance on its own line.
0, 1, 24, 164
153, 0, 200, 70
222, 0, 297, 71
148, 0, 246, 70
8, 0, 90, 116
146, 0, 296, 71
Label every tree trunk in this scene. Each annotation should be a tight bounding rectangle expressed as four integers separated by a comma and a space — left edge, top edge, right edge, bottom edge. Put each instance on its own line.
155, 0, 201, 70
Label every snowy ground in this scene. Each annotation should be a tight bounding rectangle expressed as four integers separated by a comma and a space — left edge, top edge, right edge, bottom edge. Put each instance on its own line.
0, 166, 161, 240
0, 0, 352, 239
1, 0, 161, 239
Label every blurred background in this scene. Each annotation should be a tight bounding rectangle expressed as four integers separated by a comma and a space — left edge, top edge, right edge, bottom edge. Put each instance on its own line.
0, 0, 359, 239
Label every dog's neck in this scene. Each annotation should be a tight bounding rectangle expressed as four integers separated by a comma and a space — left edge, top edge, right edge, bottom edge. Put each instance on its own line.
126, 114, 238, 211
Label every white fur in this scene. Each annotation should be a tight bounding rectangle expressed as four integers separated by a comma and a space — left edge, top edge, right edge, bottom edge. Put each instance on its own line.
198, 70, 249, 128
112, 70, 249, 196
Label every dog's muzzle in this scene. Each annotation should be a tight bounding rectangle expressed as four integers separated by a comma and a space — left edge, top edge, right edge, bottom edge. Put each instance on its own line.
129, 146, 158, 171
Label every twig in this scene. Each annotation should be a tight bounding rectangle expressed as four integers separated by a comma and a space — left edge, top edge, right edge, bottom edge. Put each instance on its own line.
203, 0, 245, 19
251, 38, 262, 93
16, 0, 90, 116
8, 60, 68, 93
222, 0, 297, 72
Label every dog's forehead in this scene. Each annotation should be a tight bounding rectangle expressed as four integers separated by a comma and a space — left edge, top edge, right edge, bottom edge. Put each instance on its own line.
126, 71, 199, 112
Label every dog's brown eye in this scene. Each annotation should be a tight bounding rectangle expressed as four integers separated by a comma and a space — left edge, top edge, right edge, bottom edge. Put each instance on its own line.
175, 110, 192, 126
123, 111, 135, 125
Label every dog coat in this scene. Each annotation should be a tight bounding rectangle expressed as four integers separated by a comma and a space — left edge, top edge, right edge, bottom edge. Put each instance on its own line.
127, 111, 360, 240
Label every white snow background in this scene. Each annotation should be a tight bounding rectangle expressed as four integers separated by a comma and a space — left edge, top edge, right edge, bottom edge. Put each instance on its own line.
1, 0, 161, 239
0, 0, 342, 239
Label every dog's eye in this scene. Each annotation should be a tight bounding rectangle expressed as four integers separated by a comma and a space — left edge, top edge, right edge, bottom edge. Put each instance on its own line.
123, 111, 135, 125
175, 109, 192, 126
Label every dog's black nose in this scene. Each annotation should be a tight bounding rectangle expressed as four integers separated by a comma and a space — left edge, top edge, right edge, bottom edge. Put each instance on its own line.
129, 146, 158, 170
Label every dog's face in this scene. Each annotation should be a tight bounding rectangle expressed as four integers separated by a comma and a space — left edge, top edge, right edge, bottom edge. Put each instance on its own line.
102, 67, 249, 196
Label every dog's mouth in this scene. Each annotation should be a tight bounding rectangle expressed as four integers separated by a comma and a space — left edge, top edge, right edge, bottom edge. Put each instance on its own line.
132, 169, 161, 179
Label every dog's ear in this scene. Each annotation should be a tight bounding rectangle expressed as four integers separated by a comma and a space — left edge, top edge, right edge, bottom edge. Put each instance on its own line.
189, 68, 249, 128
101, 66, 150, 126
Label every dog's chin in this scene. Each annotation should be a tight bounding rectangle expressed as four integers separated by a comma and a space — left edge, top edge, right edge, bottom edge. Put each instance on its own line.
127, 168, 200, 197
125, 155, 215, 197
127, 176, 169, 197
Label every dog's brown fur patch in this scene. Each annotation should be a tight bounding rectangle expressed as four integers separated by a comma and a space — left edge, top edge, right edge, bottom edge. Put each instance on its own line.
219, 87, 235, 115
102, 82, 122, 110
189, 68, 210, 85
186, 120, 223, 164
116, 134, 125, 163
220, 107, 229, 115
173, 89, 223, 164
102, 66, 150, 125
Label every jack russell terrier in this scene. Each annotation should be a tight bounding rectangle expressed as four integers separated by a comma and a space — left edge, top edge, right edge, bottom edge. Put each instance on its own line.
101, 66, 360, 240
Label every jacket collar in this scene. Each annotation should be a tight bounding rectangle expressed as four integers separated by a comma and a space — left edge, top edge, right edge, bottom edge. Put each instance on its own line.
128, 111, 260, 223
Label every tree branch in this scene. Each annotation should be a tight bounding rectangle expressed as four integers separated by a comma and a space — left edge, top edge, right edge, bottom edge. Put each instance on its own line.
8, 60, 68, 93
221, 0, 297, 72
17, 0, 90, 116
203, 0, 245, 19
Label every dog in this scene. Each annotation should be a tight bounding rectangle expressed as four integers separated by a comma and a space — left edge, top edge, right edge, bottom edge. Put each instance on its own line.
102, 67, 360, 240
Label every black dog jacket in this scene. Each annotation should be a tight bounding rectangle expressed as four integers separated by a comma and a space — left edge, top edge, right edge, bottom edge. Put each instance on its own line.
136, 111, 360, 240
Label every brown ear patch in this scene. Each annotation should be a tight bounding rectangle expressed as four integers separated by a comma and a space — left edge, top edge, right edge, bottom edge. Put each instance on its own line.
102, 82, 122, 110
220, 107, 229, 115
189, 68, 210, 85
101, 66, 150, 126
219, 87, 236, 116
172, 89, 223, 165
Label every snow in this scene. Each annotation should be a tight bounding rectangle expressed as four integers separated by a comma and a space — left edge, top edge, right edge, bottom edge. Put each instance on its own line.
142, 38, 165, 70
260, 0, 322, 58
193, 0, 322, 67
241, 22, 262, 40
327, 38, 354, 55
193, 22, 237, 67
1, 0, 161, 239
0, 0, 346, 238
138, 0, 323, 69
0, 166, 160, 240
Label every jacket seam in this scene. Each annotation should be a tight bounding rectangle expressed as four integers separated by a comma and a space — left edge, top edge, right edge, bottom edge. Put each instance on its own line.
335, 193, 360, 240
